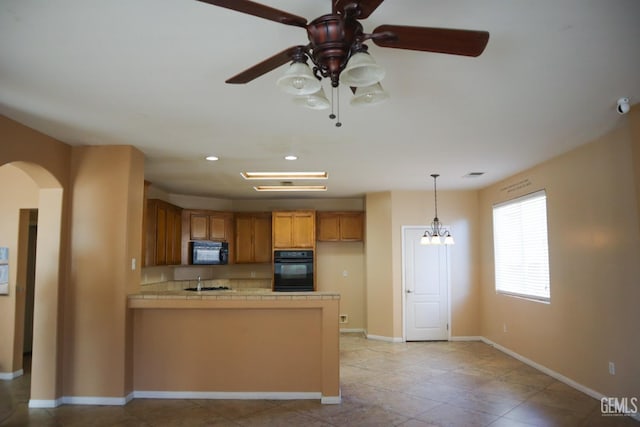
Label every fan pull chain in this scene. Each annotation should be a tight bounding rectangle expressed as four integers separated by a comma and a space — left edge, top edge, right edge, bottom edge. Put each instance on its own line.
329, 87, 336, 120
335, 88, 342, 127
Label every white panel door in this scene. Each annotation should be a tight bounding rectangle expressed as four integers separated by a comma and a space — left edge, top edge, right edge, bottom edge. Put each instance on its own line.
404, 227, 449, 341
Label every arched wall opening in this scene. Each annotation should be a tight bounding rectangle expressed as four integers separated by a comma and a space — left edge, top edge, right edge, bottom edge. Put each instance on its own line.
0, 161, 65, 406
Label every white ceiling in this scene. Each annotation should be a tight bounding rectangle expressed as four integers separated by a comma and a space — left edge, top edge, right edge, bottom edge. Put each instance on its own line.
1, 0, 639, 199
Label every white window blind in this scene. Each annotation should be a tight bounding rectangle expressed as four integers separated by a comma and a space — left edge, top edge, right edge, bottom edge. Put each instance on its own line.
493, 190, 550, 302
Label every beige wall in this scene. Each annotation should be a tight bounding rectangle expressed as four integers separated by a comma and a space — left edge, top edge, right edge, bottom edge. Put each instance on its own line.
1, 115, 144, 403
364, 192, 394, 338
63, 145, 144, 398
0, 115, 70, 401
316, 242, 365, 330
364, 190, 480, 340
390, 190, 480, 338
479, 112, 640, 398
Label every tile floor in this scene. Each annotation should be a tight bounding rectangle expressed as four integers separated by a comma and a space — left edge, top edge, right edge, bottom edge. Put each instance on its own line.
1, 333, 637, 426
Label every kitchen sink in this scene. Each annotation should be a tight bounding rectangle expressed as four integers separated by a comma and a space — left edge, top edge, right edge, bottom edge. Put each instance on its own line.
184, 286, 231, 291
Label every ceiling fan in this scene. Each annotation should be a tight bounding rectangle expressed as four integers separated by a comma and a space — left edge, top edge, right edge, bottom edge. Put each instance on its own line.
197, 0, 489, 115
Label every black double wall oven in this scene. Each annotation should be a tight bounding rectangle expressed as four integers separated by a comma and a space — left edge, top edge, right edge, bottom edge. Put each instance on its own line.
273, 250, 314, 292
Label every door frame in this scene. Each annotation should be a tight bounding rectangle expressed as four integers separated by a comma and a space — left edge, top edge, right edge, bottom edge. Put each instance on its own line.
401, 225, 452, 342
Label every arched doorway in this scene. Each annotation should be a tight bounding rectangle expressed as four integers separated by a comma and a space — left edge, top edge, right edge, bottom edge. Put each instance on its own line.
0, 161, 64, 407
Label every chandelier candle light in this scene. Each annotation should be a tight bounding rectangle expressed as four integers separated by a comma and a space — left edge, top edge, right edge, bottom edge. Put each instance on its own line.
421, 174, 454, 245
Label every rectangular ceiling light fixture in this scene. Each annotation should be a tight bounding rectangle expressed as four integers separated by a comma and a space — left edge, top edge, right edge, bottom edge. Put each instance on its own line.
241, 171, 328, 180
253, 185, 327, 192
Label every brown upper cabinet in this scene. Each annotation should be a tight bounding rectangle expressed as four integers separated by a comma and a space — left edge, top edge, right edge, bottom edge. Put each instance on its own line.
317, 211, 365, 242
181, 209, 234, 264
187, 210, 233, 242
145, 199, 182, 266
272, 210, 316, 249
234, 212, 272, 263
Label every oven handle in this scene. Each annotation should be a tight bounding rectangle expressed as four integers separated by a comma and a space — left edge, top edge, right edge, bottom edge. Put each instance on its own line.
274, 259, 313, 263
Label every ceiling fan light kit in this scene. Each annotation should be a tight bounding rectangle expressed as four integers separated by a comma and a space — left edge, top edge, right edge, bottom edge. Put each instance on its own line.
293, 87, 331, 110
276, 61, 321, 95
198, 0, 489, 124
350, 82, 389, 106
339, 51, 386, 87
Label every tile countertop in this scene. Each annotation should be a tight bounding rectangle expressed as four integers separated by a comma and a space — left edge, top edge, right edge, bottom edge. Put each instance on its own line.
129, 288, 340, 300
130, 280, 340, 306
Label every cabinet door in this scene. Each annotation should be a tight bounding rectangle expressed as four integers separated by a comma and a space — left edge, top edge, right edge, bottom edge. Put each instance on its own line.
155, 204, 167, 265
169, 207, 182, 264
209, 216, 227, 241
273, 214, 293, 248
190, 215, 209, 240
234, 215, 254, 263
292, 212, 315, 248
317, 213, 340, 241
166, 207, 176, 264
340, 213, 364, 241
253, 215, 272, 263
144, 200, 158, 266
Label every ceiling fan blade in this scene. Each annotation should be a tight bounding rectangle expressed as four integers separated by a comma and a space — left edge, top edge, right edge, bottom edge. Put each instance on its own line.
225, 46, 304, 84
372, 25, 489, 57
196, 0, 307, 28
334, 0, 384, 19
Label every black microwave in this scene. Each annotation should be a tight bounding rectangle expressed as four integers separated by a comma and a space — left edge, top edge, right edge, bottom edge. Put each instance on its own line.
191, 241, 229, 265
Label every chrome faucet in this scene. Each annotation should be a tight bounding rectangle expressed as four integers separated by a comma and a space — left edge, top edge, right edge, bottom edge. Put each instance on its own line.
197, 276, 202, 292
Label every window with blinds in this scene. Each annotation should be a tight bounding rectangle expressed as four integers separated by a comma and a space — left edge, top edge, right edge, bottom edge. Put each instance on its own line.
493, 190, 550, 302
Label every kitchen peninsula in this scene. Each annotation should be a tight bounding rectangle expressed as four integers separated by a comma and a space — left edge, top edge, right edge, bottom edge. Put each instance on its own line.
128, 286, 341, 404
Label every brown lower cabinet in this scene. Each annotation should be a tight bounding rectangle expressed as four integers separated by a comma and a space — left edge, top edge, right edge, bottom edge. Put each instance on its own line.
234, 212, 272, 263
145, 199, 182, 266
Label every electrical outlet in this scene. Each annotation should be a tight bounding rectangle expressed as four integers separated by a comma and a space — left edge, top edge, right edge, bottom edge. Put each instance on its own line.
250, 271, 256, 278
342, 270, 348, 277
609, 361, 616, 375
503, 323, 508, 333
339, 314, 348, 324
131, 258, 136, 271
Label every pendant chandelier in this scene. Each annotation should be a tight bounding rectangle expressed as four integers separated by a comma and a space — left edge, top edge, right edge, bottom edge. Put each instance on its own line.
421, 174, 454, 245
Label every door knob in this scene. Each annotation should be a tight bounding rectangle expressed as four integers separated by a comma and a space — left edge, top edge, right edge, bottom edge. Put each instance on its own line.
406, 289, 413, 293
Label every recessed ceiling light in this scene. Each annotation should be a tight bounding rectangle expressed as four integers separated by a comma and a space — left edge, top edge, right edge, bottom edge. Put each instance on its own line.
241, 171, 328, 180
205, 155, 219, 161
254, 185, 327, 192
284, 155, 298, 161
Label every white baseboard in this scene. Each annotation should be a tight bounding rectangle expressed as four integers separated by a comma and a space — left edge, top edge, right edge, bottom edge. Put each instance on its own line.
481, 337, 640, 421
321, 393, 342, 404
481, 337, 603, 400
28, 398, 62, 408
61, 396, 129, 405
450, 336, 483, 341
366, 333, 404, 343
340, 328, 365, 334
27, 390, 338, 407
0, 369, 23, 380
133, 390, 335, 402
